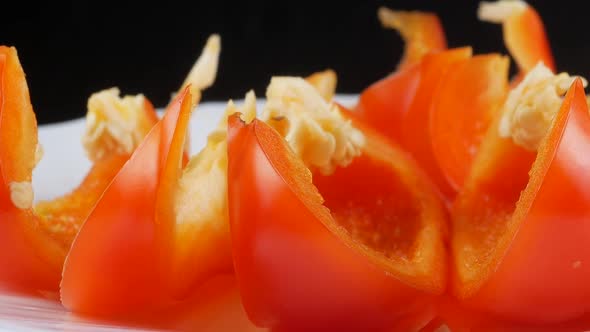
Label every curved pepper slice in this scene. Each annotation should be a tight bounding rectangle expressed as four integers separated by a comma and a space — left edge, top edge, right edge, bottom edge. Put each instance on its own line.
0, 47, 65, 292
401, 48, 472, 199
355, 64, 421, 144
34, 155, 129, 250
478, 1, 555, 74
60, 87, 192, 314
357, 48, 472, 200
430, 54, 509, 190
227, 110, 448, 330
378, 7, 446, 71
0, 46, 160, 293
451, 79, 590, 323
355, 8, 446, 143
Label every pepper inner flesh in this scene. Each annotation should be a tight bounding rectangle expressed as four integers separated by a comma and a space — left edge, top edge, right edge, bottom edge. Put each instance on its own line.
34, 155, 128, 250
313, 154, 421, 261
453, 126, 536, 292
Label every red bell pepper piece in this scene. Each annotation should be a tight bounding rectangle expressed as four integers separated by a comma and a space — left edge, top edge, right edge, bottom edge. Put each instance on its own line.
227, 110, 448, 330
378, 7, 446, 71
478, 1, 555, 74
0, 47, 159, 293
0, 47, 71, 292
451, 79, 590, 323
355, 8, 447, 144
429, 54, 509, 190
357, 48, 472, 200
61, 87, 193, 314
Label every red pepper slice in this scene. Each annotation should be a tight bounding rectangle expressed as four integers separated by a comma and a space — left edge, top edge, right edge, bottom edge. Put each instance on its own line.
479, 1, 555, 75
60, 87, 192, 315
451, 79, 590, 323
356, 48, 472, 200
0, 47, 68, 292
503, 3, 555, 73
355, 8, 447, 143
401, 48, 472, 199
429, 54, 509, 190
355, 64, 421, 144
227, 110, 448, 330
378, 7, 446, 71
0, 47, 160, 293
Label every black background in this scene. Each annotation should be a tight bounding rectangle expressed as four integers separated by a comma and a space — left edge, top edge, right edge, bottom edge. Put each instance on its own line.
2, 1, 588, 124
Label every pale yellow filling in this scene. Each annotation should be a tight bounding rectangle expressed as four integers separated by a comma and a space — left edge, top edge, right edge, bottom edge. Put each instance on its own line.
261, 77, 365, 175
478, 0, 527, 23
82, 88, 150, 161
10, 181, 33, 210
499, 62, 586, 151
175, 91, 257, 227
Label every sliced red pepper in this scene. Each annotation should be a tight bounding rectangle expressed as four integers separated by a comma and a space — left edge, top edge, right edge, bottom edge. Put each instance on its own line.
401, 48, 472, 199
60, 87, 192, 315
429, 54, 509, 190
451, 79, 590, 323
355, 8, 446, 143
35, 155, 128, 250
0, 46, 160, 293
355, 64, 421, 144
479, 1, 555, 74
356, 48, 472, 200
378, 7, 446, 71
227, 110, 448, 330
0, 47, 68, 292
504, 3, 555, 73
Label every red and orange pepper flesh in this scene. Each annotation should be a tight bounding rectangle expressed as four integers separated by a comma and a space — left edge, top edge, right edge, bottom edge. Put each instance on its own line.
377, 7, 446, 71
0, 35, 218, 295
449, 79, 590, 325
60, 88, 263, 331
478, 1, 556, 77
60, 87, 192, 315
0, 46, 160, 294
429, 54, 510, 190
355, 8, 446, 144
0, 47, 64, 293
400, 48, 472, 199
226, 108, 448, 330
358, 48, 474, 200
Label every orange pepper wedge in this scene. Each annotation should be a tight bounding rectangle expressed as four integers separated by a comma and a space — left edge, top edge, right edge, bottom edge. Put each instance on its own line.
355, 8, 446, 142
400, 47, 472, 199
357, 48, 472, 201
60, 87, 192, 315
0, 48, 65, 292
355, 64, 421, 144
451, 79, 590, 323
478, 1, 555, 74
35, 155, 129, 250
0, 46, 160, 293
378, 7, 447, 71
429, 54, 509, 190
226, 108, 448, 330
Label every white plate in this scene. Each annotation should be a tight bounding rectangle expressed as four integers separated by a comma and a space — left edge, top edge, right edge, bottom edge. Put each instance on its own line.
1, 95, 358, 331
